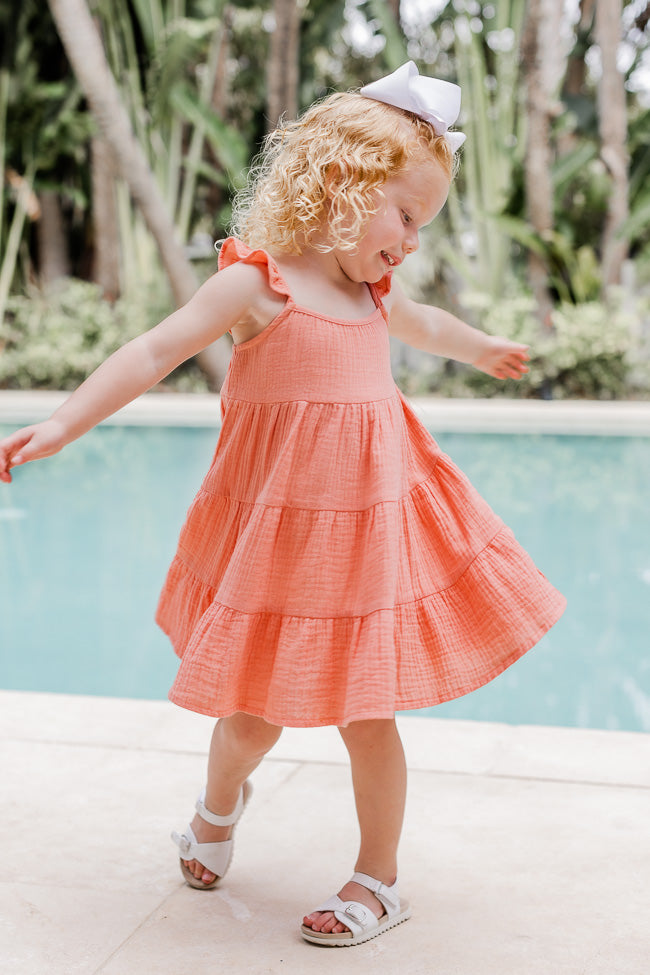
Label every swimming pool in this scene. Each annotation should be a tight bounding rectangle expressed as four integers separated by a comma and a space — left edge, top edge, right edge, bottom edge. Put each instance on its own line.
1, 420, 649, 732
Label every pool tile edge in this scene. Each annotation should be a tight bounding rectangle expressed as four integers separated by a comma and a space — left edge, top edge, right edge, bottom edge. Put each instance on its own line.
2, 390, 650, 434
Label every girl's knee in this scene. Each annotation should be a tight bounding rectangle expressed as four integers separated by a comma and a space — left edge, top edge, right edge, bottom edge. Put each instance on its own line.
338, 717, 399, 751
221, 712, 282, 756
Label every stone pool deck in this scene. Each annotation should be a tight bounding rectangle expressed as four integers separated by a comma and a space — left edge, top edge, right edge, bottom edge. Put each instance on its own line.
1, 689, 649, 974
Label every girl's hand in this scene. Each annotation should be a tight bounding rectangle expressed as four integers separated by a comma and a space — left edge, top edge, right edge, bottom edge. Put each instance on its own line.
473, 336, 530, 380
0, 419, 67, 484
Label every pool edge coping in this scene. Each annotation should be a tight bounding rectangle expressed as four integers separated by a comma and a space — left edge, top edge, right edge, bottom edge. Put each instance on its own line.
1, 389, 650, 435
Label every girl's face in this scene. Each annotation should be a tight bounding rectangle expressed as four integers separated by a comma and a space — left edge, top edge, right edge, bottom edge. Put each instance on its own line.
334, 157, 450, 284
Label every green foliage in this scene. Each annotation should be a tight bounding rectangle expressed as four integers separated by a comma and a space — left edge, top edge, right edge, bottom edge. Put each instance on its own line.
618, 106, 650, 255
454, 293, 649, 400
94, 0, 247, 243
493, 217, 603, 303
440, 0, 528, 298
1, 1, 92, 173
169, 82, 248, 185
362, 0, 408, 69
0, 279, 174, 390
403, 1, 650, 306
0, 0, 93, 300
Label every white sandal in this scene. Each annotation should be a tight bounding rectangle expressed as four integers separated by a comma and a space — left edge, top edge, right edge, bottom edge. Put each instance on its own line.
300, 872, 411, 947
171, 781, 252, 889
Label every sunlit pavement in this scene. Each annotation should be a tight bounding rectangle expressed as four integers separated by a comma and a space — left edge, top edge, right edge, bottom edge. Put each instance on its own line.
1, 689, 648, 975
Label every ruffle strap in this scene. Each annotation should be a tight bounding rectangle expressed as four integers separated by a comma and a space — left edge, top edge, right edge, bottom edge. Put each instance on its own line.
217, 236, 292, 300
219, 236, 393, 308
370, 274, 393, 300
368, 275, 392, 324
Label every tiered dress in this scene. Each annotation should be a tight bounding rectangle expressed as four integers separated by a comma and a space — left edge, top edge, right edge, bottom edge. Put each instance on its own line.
156, 237, 566, 727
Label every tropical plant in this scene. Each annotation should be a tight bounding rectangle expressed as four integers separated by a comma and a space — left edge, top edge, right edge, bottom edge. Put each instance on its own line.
0, 0, 93, 319
450, 290, 648, 400
396, 0, 648, 316
0, 279, 173, 390
44, 0, 261, 385
395, 0, 529, 302
93, 0, 250, 240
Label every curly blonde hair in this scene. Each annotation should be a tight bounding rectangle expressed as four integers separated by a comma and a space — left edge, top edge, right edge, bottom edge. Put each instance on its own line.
231, 91, 455, 255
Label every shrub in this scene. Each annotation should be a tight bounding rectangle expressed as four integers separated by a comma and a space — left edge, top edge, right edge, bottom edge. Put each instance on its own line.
0, 278, 205, 391
447, 293, 649, 400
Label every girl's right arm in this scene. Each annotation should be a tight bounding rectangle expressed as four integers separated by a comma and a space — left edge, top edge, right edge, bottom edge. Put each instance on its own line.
0, 262, 266, 483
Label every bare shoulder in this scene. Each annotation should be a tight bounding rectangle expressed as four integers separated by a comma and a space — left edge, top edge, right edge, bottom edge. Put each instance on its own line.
195, 260, 277, 308
382, 284, 397, 315
199, 261, 286, 345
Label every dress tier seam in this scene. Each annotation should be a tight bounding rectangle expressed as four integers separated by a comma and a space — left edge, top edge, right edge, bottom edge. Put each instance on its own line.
193, 459, 442, 511
174, 522, 509, 619
220, 392, 399, 408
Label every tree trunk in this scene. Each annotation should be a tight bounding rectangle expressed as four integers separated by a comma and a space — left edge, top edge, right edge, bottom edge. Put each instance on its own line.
595, 0, 629, 289
211, 6, 233, 118
37, 190, 70, 287
386, 0, 401, 23
46, 0, 230, 387
521, 0, 562, 326
558, 0, 596, 157
203, 5, 233, 223
266, 0, 301, 133
90, 135, 120, 301
564, 0, 596, 98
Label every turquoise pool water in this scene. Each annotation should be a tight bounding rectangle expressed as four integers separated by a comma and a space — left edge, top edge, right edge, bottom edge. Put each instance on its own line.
1, 423, 649, 732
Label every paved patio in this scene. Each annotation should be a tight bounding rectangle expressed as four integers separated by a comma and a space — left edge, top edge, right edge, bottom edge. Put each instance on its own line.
1, 689, 648, 974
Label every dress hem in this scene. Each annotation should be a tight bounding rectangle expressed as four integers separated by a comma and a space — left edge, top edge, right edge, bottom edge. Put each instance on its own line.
166, 591, 566, 729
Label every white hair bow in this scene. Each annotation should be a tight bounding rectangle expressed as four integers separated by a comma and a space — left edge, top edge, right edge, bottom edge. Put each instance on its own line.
360, 61, 466, 152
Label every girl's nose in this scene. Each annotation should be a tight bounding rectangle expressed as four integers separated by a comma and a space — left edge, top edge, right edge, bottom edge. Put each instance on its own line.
404, 230, 419, 255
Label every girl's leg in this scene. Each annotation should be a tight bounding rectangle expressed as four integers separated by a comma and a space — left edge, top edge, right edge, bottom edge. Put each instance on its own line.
182, 712, 282, 885
303, 717, 407, 934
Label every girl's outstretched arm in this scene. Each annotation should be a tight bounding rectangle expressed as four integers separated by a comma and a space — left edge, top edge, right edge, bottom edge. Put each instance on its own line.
385, 280, 529, 380
0, 262, 270, 484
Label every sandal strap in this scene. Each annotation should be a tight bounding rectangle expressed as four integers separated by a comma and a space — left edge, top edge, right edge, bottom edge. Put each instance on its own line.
195, 786, 245, 827
312, 894, 379, 938
350, 872, 401, 916
309, 874, 402, 937
171, 826, 233, 876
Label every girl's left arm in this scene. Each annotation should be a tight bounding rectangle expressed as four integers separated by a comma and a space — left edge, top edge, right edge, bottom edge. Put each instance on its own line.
385, 279, 529, 380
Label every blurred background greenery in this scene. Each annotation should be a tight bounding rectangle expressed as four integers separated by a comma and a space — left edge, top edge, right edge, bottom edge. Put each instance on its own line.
1, 0, 649, 398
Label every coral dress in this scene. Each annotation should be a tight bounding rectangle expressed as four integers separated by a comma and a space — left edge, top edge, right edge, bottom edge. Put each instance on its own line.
156, 238, 566, 727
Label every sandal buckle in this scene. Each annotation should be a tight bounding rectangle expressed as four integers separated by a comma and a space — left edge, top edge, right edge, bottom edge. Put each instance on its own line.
344, 903, 367, 923
176, 832, 192, 856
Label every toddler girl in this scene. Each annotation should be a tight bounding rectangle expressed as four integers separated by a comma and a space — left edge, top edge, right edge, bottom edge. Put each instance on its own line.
0, 62, 565, 947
